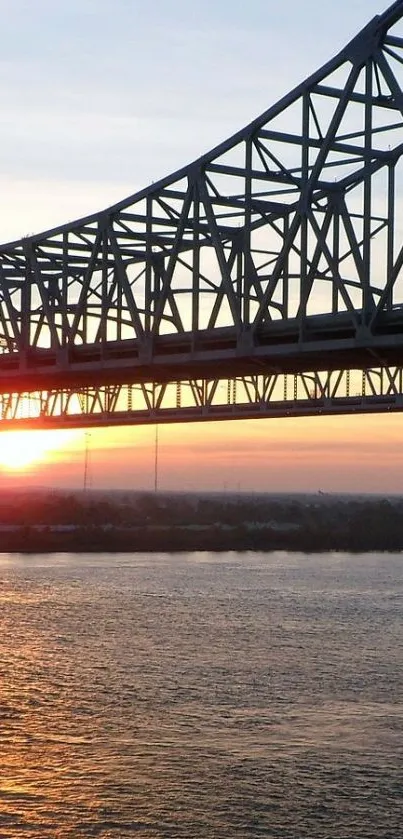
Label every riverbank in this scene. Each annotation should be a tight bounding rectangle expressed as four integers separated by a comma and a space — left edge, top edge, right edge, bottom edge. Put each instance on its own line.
1, 489, 403, 552
2, 525, 403, 553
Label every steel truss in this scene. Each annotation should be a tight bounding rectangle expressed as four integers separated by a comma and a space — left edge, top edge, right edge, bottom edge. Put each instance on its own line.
2, 4, 403, 428
1, 367, 403, 430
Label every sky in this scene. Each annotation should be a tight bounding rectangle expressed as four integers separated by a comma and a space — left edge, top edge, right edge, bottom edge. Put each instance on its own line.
1, 0, 403, 494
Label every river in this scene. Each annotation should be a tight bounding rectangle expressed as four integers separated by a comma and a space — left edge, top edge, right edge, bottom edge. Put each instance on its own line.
0, 551, 402, 838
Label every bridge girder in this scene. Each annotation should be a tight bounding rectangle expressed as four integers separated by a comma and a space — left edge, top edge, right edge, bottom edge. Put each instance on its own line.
2, 367, 403, 429
2, 3, 403, 426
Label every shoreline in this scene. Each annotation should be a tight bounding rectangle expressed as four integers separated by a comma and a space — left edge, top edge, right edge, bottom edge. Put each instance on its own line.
2, 524, 403, 554
1, 490, 403, 554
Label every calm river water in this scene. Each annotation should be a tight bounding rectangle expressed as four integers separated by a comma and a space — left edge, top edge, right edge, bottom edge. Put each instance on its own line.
0, 551, 402, 838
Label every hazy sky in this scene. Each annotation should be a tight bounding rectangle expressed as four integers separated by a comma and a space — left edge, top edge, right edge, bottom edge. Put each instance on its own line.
1, 0, 402, 493
0, 0, 388, 240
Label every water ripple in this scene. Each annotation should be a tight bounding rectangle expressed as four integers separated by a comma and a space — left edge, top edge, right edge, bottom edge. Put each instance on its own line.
0, 551, 402, 837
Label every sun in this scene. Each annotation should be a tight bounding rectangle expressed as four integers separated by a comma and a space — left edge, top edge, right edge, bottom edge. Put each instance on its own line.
0, 430, 78, 471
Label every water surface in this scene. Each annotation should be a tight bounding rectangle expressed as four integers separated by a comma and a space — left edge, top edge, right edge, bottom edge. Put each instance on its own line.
0, 551, 402, 837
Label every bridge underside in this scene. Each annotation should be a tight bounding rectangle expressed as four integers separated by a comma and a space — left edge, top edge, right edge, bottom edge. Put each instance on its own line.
2, 365, 403, 431
2, 3, 403, 430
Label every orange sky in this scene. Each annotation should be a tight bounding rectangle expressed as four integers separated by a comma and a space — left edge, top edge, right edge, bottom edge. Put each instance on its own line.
0, 412, 402, 494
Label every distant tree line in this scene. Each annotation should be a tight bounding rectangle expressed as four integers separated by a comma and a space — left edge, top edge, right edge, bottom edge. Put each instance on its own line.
0, 490, 403, 552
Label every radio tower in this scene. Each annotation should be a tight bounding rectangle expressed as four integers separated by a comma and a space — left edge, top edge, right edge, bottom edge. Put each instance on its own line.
83, 432, 91, 492
154, 424, 159, 493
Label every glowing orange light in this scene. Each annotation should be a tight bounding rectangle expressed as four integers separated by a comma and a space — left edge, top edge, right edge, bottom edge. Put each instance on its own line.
0, 430, 78, 471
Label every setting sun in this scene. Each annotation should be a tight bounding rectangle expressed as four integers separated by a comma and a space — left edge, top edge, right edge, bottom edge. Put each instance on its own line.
0, 430, 80, 471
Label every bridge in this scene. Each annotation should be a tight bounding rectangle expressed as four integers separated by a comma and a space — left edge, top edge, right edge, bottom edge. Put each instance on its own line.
2, 1, 403, 429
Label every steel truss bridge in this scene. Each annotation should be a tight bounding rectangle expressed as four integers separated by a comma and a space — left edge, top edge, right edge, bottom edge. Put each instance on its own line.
2, 2, 403, 430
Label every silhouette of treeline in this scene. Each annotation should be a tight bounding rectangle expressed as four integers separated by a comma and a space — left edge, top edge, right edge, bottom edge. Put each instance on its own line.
1, 489, 403, 552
